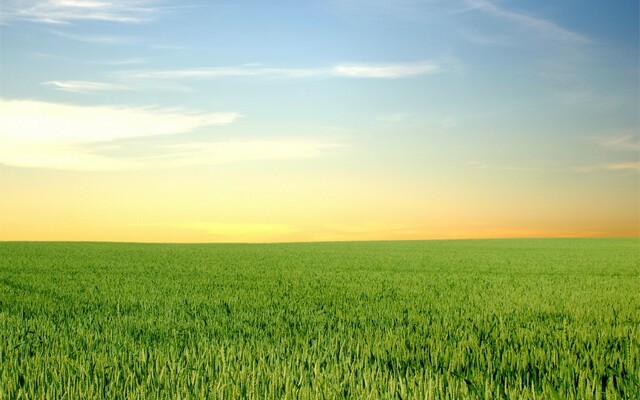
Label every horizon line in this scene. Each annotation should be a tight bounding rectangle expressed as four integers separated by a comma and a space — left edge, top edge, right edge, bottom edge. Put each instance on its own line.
1, 235, 637, 246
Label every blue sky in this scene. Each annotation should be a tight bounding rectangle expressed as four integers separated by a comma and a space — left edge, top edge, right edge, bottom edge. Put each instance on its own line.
0, 0, 638, 241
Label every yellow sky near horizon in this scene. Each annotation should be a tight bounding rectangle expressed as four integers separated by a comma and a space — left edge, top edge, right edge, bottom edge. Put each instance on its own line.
1, 161, 637, 243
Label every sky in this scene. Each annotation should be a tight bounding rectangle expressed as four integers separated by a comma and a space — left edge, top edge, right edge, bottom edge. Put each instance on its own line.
0, 0, 638, 242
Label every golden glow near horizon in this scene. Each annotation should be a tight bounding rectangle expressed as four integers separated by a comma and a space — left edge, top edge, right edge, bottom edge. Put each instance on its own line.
0, 1, 638, 242
1, 159, 637, 242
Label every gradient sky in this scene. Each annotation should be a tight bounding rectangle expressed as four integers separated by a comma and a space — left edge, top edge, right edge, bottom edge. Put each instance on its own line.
0, 0, 638, 242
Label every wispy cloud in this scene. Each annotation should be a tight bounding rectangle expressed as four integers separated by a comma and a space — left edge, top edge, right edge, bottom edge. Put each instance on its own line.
593, 134, 640, 151
467, 161, 559, 173
42, 78, 195, 94
152, 141, 346, 166
602, 162, 640, 171
457, 27, 514, 47
573, 162, 640, 173
100, 57, 147, 65
48, 29, 183, 50
331, 0, 588, 46
0, 98, 239, 170
328, 0, 469, 21
2, 0, 161, 24
332, 61, 440, 78
0, 98, 344, 170
42, 80, 129, 93
121, 65, 324, 80
31, 52, 147, 65
119, 61, 443, 81
49, 29, 140, 44
465, 0, 589, 45
376, 113, 410, 123
470, 160, 640, 174
0, 98, 239, 143
440, 117, 457, 128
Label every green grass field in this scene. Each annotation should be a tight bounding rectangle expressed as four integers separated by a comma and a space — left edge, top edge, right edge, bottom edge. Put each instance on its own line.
0, 238, 638, 399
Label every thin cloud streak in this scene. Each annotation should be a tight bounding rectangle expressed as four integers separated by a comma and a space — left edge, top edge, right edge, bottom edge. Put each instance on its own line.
121, 65, 325, 80
42, 80, 130, 93
593, 135, 640, 151
469, 161, 640, 174
573, 163, 640, 173
457, 28, 514, 47
50, 30, 141, 44
48, 29, 187, 50
28, 52, 147, 66
99, 57, 148, 65
468, 161, 560, 173
465, 0, 590, 44
602, 162, 640, 171
328, 0, 472, 21
331, 0, 588, 46
2, 0, 161, 24
376, 113, 410, 122
152, 141, 347, 166
119, 61, 443, 80
333, 61, 440, 78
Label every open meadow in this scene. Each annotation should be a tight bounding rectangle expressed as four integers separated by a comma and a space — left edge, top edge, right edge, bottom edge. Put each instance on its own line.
0, 238, 638, 399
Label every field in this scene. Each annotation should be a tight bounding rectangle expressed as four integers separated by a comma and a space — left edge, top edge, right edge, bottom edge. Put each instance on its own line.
0, 238, 638, 399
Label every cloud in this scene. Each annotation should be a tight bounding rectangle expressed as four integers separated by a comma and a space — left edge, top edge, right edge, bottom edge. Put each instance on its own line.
151, 141, 346, 166
0, 98, 240, 170
100, 57, 147, 65
332, 61, 440, 78
572, 162, 640, 173
468, 161, 558, 173
601, 162, 640, 172
119, 61, 442, 81
49, 29, 141, 44
2, 0, 161, 24
30, 52, 147, 65
376, 113, 410, 122
330, 0, 588, 46
470, 160, 640, 174
42, 79, 192, 94
465, 0, 589, 45
121, 65, 325, 80
457, 28, 514, 47
0, 98, 238, 143
593, 135, 640, 151
0, 98, 344, 171
328, 0, 468, 21
42, 80, 129, 93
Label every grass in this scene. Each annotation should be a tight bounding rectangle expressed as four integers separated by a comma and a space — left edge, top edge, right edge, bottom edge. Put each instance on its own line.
0, 238, 638, 399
